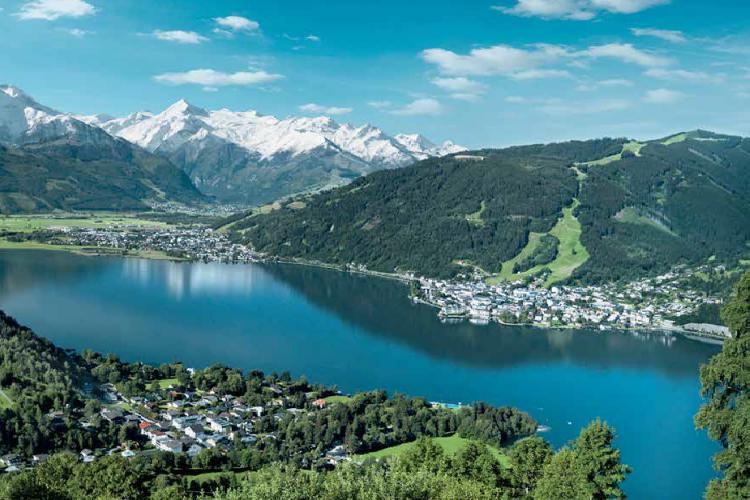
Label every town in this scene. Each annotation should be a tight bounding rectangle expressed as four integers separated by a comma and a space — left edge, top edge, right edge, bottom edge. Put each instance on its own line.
415, 268, 730, 339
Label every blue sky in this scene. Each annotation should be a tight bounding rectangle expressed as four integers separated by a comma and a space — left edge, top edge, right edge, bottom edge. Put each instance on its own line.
1, 0, 749, 147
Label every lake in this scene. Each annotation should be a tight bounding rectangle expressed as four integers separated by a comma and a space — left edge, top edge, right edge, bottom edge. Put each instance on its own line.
0, 250, 720, 498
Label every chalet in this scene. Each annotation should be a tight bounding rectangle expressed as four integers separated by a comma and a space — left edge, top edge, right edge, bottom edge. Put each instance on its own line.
184, 424, 205, 439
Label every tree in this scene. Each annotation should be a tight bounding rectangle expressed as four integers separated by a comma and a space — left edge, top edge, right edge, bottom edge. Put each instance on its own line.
695, 271, 750, 499
534, 448, 592, 500
574, 419, 630, 499
508, 436, 553, 495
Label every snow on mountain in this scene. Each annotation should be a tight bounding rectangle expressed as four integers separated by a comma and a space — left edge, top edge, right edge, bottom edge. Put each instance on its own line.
92, 100, 464, 168
0, 85, 84, 145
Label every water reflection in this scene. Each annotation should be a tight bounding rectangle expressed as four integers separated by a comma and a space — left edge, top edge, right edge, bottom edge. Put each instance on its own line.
262, 263, 718, 376
122, 258, 268, 299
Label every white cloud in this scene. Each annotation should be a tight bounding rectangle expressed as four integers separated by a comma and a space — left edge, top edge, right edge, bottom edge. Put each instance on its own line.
643, 88, 684, 103
537, 98, 631, 115
631, 27, 686, 43
367, 100, 392, 109
64, 27, 89, 37
421, 44, 565, 77
493, 0, 668, 20
430, 77, 487, 101
17, 0, 95, 20
153, 69, 283, 87
421, 42, 669, 79
645, 68, 725, 84
576, 78, 633, 91
305, 35, 320, 42
390, 98, 444, 116
153, 30, 207, 44
299, 103, 352, 115
213, 16, 259, 32
511, 69, 572, 79
582, 43, 671, 67
505, 96, 527, 103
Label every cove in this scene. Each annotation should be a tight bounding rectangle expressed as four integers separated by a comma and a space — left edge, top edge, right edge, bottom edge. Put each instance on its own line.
0, 250, 720, 498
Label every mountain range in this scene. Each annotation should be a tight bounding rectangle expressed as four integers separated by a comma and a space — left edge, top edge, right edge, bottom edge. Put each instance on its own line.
80, 101, 463, 204
233, 131, 750, 284
0, 85, 463, 211
0, 86, 202, 212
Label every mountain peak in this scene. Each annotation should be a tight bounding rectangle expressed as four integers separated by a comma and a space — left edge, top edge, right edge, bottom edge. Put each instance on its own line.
162, 99, 207, 118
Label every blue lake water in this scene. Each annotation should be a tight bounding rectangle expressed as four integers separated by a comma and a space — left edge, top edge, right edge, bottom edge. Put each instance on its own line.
0, 250, 720, 498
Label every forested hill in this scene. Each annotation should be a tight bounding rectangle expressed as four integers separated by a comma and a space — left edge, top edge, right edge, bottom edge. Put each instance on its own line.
0, 136, 204, 213
231, 131, 750, 283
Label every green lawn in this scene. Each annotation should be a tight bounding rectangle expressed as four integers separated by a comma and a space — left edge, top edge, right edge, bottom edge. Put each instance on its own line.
323, 395, 353, 404
355, 434, 510, 468
155, 378, 179, 389
0, 214, 168, 233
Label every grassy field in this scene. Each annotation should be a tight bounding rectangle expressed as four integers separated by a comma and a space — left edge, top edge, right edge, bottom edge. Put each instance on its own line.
662, 133, 687, 145
488, 200, 589, 286
355, 434, 510, 468
0, 214, 169, 233
323, 395, 353, 404
614, 207, 676, 236
487, 232, 544, 284
543, 201, 590, 285
579, 141, 644, 167
0, 239, 176, 260
0, 388, 13, 410
465, 201, 487, 227
155, 378, 179, 389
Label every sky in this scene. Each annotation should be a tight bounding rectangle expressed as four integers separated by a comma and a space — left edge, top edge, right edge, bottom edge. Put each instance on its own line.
1, 0, 749, 148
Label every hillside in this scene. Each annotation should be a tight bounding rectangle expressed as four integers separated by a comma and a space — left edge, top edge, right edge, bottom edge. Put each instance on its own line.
0, 86, 203, 213
232, 131, 750, 283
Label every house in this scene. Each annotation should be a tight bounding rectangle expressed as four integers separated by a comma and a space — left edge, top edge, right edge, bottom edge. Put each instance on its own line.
312, 399, 327, 409
171, 415, 201, 430
1, 454, 21, 467
207, 417, 232, 434
155, 439, 183, 454
121, 449, 136, 458
249, 406, 264, 417
184, 424, 205, 439
100, 408, 125, 424
186, 443, 203, 457
32, 454, 49, 465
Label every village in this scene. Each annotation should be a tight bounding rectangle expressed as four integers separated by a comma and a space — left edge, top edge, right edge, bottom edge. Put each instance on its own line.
0, 375, 353, 473
416, 266, 730, 339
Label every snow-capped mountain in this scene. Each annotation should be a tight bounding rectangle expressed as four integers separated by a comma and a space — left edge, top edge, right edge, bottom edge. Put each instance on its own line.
86, 100, 465, 203
0, 85, 203, 212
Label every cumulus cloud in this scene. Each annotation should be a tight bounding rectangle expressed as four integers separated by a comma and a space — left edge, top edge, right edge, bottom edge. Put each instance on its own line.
631, 27, 686, 43
511, 69, 572, 80
493, 0, 668, 20
582, 43, 671, 67
431, 77, 487, 100
643, 88, 684, 103
153, 69, 283, 87
390, 98, 444, 116
644, 68, 725, 84
152, 30, 207, 44
17, 0, 96, 20
305, 35, 320, 42
299, 103, 353, 115
421, 42, 669, 79
213, 16, 259, 32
